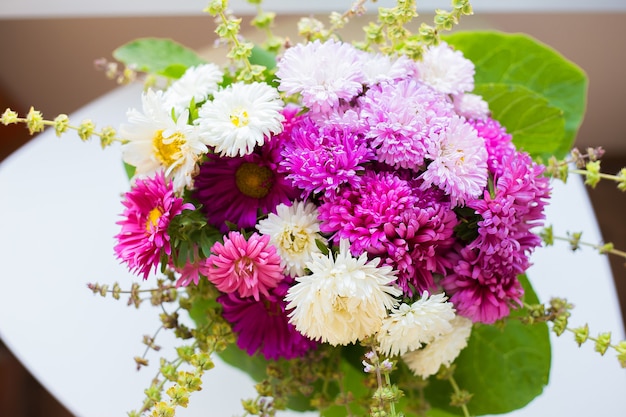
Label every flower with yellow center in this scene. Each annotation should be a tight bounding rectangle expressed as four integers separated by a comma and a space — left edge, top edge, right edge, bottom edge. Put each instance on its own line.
120, 88, 208, 192
197, 81, 284, 157
257, 201, 327, 277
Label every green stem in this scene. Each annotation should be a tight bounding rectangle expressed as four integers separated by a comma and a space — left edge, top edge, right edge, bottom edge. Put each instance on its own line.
448, 374, 471, 417
553, 235, 626, 259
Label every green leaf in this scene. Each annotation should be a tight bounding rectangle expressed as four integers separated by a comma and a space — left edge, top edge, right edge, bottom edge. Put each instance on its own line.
425, 275, 551, 415
445, 31, 588, 159
474, 83, 565, 158
249, 45, 277, 69
113, 38, 207, 78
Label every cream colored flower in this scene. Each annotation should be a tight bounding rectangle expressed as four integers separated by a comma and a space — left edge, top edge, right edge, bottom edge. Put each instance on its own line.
256, 201, 327, 277
377, 292, 456, 357
285, 239, 401, 346
402, 316, 473, 378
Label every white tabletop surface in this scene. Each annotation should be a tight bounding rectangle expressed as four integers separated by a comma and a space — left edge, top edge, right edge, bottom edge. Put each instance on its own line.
0, 83, 624, 417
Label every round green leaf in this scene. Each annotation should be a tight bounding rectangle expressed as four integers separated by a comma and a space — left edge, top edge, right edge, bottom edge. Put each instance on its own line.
445, 31, 588, 159
113, 37, 207, 78
474, 83, 565, 158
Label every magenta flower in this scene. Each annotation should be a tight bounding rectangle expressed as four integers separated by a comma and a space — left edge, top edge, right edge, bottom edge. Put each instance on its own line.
193, 138, 298, 232
442, 150, 551, 323
469, 117, 516, 178
205, 231, 285, 301
218, 278, 317, 360
318, 171, 457, 294
279, 116, 374, 198
114, 171, 194, 280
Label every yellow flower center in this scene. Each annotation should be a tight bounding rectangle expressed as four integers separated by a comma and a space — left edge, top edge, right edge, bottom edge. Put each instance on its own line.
278, 227, 309, 255
153, 129, 185, 167
235, 162, 274, 199
146, 207, 163, 232
230, 107, 250, 128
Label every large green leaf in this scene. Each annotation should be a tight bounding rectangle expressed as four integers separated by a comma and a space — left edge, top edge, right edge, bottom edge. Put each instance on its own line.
113, 37, 207, 78
425, 275, 551, 416
445, 31, 588, 159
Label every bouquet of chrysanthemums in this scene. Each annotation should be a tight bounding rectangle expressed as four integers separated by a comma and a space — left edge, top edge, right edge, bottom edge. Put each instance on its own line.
3, 0, 625, 416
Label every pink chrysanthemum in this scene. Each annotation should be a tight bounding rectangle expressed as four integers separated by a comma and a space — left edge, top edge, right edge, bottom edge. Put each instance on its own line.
193, 138, 298, 232
205, 231, 285, 301
114, 171, 194, 280
420, 115, 488, 207
443, 151, 551, 323
279, 116, 374, 198
218, 278, 317, 360
318, 171, 457, 294
359, 79, 454, 170
469, 117, 516, 178
276, 39, 365, 113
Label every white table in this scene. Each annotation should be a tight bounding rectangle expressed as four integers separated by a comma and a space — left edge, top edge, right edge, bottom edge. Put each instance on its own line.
0, 83, 624, 417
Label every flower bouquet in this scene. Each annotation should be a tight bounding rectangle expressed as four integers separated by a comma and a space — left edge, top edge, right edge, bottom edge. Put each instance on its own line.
2, 1, 626, 416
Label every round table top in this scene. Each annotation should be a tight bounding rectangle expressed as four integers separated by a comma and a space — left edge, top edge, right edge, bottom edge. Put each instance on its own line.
0, 83, 624, 417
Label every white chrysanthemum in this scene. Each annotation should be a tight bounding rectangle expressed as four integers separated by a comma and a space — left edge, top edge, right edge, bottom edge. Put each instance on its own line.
453, 93, 490, 120
276, 39, 364, 113
285, 239, 401, 346
162, 63, 223, 116
377, 292, 456, 357
420, 115, 488, 206
196, 81, 284, 157
359, 52, 418, 86
402, 316, 473, 378
416, 41, 475, 95
120, 88, 208, 192
256, 201, 327, 277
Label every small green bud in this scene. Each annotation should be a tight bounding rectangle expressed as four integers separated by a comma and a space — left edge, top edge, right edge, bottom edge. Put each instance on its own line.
99, 126, 117, 148
540, 225, 554, 246
77, 119, 95, 141
251, 11, 275, 30
152, 401, 175, 417
204, 0, 226, 15
584, 160, 601, 188
144, 383, 162, 403
595, 332, 612, 356
26, 107, 45, 135
53, 114, 69, 137
572, 324, 589, 346
450, 389, 473, 407
1, 108, 18, 125
166, 385, 190, 408
598, 242, 614, 254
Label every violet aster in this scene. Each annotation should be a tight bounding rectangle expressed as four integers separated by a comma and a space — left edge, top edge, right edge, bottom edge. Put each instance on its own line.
359, 79, 454, 170
218, 278, 317, 360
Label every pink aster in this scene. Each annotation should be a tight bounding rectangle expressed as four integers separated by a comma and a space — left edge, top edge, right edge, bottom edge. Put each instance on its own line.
114, 171, 194, 280
218, 278, 317, 360
279, 116, 374, 198
193, 137, 298, 232
359, 79, 454, 170
442, 151, 551, 323
276, 39, 365, 113
420, 115, 488, 207
205, 231, 285, 301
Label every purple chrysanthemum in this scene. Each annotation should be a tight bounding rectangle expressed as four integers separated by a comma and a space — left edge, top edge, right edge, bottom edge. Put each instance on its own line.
279, 116, 374, 198
276, 39, 365, 113
469, 117, 516, 178
193, 138, 298, 232
218, 278, 317, 360
318, 171, 457, 294
443, 151, 551, 323
359, 79, 454, 170
114, 171, 194, 280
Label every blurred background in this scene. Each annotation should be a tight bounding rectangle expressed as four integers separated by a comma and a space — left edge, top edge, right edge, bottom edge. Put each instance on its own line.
1, 1, 625, 415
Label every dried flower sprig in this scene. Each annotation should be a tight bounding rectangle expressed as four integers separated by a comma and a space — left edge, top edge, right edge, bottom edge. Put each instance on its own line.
1, 107, 121, 148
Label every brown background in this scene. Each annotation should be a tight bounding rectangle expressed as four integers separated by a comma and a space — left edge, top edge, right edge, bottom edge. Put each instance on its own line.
1, 12, 625, 416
